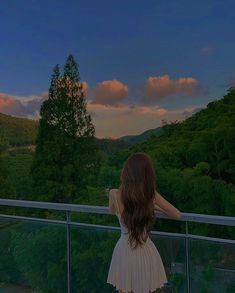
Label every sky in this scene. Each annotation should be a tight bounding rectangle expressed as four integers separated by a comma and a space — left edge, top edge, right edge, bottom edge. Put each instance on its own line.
0, 0, 235, 138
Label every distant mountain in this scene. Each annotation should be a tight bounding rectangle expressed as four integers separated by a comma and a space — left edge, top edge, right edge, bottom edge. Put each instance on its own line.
118, 127, 163, 145
95, 137, 131, 154
96, 127, 163, 154
0, 112, 163, 154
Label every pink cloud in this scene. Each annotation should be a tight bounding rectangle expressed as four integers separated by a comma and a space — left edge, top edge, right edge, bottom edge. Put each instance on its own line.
176, 77, 199, 95
0, 82, 90, 119
0, 93, 28, 116
40, 91, 49, 100
92, 79, 128, 106
81, 81, 88, 93
144, 75, 200, 101
0, 92, 47, 119
200, 47, 215, 55
79, 81, 90, 100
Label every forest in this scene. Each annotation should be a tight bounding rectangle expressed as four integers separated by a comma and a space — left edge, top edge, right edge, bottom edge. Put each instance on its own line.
1, 85, 234, 220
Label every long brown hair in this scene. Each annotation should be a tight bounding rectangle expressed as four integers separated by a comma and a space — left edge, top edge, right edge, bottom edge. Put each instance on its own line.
119, 152, 156, 250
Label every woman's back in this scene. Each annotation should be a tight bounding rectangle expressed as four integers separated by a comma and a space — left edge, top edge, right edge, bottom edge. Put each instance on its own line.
111, 188, 153, 236
112, 188, 181, 221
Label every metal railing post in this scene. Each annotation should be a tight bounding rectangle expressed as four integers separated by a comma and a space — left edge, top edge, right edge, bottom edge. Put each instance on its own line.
185, 221, 190, 293
66, 211, 72, 293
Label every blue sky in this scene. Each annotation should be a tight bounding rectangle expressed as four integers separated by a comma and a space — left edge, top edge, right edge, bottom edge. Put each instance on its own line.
0, 0, 234, 138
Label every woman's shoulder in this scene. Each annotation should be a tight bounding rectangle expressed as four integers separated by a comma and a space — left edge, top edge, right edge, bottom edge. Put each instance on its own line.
109, 188, 120, 202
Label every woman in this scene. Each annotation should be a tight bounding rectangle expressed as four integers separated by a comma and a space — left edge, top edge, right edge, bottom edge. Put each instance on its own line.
107, 152, 182, 293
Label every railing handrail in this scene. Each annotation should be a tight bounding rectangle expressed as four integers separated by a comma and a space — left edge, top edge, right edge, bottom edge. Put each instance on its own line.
1, 213, 235, 244
1, 198, 235, 226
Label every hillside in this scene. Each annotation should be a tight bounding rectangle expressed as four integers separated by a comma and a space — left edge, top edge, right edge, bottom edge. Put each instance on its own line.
132, 87, 235, 184
107, 87, 235, 220
0, 112, 38, 147
96, 127, 163, 154
118, 126, 163, 145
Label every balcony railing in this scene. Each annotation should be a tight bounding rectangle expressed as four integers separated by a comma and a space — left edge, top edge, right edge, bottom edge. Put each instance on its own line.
0, 198, 235, 293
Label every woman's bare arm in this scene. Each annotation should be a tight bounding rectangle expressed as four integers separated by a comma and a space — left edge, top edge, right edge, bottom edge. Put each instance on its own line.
108, 189, 116, 215
154, 191, 182, 220
153, 203, 165, 213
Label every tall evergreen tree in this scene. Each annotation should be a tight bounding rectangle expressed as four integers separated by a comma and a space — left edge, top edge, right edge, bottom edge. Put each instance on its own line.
30, 55, 101, 202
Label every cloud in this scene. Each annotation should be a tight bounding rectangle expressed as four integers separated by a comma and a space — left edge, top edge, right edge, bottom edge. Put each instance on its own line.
200, 47, 215, 56
181, 106, 204, 117
0, 93, 31, 116
91, 79, 128, 106
82, 81, 88, 91
80, 81, 89, 98
0, 92, 45, 119
144, 75, 200, 101
40, 91, 49, 100
0, 81, 90, 119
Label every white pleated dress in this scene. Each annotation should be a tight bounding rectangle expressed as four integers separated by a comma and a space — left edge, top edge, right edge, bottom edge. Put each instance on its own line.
107, 194, 168, 293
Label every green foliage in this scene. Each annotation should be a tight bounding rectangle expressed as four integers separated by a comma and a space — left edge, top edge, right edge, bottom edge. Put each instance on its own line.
0, 154, 15, 199
1, 154, 33, 198
0, 131, 10, 152
227, 283, 235, 293
10, 224, 67, 293
97, 165, 120, 188
194, 162, 210, 175
70, 228, 119, 292
0, 226, 22, 284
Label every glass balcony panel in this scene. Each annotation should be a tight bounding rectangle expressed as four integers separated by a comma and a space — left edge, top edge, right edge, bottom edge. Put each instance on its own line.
0, 218, 67, 293
152, 233, 187, 292
70, 224, 187, 292
189, 238, 235, 293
